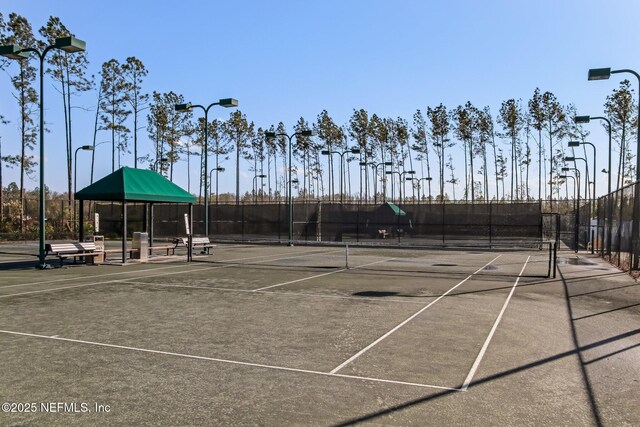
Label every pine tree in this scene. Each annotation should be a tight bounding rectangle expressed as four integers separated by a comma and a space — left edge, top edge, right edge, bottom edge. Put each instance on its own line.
426, 104, 451, 200
122, 56, 149, 168
6, 13, 38, 231
99, 59, 130, 172
411, 109, 432, 202
348, 109, 370, 200
39, 16, 91, 206
498, 99, 524, 200
222, 110, 253, 204
528, 88, 546, 200
604, 80, 638, 189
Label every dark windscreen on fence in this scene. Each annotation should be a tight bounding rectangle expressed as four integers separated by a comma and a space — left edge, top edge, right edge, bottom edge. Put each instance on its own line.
95, 201, 548, 245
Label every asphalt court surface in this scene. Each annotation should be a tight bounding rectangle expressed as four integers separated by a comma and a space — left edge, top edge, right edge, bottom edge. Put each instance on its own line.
1, 241, 639, 425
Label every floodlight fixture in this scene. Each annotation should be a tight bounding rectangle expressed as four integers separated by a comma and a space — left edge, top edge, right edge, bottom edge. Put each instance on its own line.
54, 36, 86, 53
0, 44, 29, 60
588, 68, 611, 81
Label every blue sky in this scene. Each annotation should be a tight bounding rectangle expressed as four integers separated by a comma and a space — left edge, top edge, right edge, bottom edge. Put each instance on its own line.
1, 0, 639, 198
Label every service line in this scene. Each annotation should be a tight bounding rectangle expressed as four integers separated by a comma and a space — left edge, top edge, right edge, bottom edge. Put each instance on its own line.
0, 249, 338, 299
330, 255, 502, 374
460, 256, 530, 391
251, 257, 396, 292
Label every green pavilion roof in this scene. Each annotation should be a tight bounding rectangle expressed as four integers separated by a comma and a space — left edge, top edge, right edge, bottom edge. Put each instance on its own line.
385, 202, 407, 216
75, 167, 196, 203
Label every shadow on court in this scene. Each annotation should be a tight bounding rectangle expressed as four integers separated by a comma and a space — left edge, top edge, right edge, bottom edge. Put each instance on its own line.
333, 260, 640, 426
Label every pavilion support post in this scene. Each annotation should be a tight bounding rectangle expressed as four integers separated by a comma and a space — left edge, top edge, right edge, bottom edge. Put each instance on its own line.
122, 202, 127, 264
149, 203, 154, 250
143, 204, 148, 233
79, 199, 84, 243
188, 203, 193, 262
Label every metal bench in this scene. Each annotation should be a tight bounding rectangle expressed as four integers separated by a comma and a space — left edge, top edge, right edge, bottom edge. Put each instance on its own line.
45, 242, 100, 267
149, 241, 179, 256
175, 237, 216, 255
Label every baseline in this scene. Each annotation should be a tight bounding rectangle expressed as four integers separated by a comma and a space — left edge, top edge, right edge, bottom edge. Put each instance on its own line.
0, 329, 460, 392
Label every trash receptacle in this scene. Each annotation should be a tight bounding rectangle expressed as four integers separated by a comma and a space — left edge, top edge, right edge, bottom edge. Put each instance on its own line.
87, 235, 105, 264
132, 232, 149, 262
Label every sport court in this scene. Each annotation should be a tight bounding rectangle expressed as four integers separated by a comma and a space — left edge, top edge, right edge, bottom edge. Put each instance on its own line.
1, 242, 639, 425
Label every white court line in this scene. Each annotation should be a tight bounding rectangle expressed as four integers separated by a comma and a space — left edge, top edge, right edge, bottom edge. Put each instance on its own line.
330, 255, 502, 374
460, 256, 530, 391
120, 280, 427, 305
0, 250, 339, 299
251, 257, 396, 292
0, 249, 332, 290
0, 329, 460, 392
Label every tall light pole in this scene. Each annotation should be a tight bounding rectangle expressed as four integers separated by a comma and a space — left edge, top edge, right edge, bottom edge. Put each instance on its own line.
565, 157, 589, 202
322, 147, 361, 203
359, 161, 392, 204
407, 177, 433, 203
560, 173, 578, 252
209, 167, 225, 202
588, 67, 640, 268
575, 115, 613, 256
569, 140, 597, 253
1, 37, 86, 269
568, 141, 596, 201
74, 145, 94, 234
385, 170, 415, 205
153, 157, 169, 174
253, 174, 267, 203
176, 98, 238, 237
265, 130, 315, 246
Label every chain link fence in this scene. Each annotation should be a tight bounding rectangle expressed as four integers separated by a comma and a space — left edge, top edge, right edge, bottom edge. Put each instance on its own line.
92, 200, 556, 245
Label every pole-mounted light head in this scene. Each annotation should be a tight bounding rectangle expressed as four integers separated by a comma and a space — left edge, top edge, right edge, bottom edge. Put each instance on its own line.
81, 145, 94, 151
350, 148, 361, 154
384, 161, 393, 166
574, 115, 591, 124
0, 44, 30, 60
568, 141, 581, 147
54, 36, 86, 53
407, 170, 416, 174
359, 161, 367, 166
264, 132, 276, 139
321, 150, 331, 155
300, 130, 315, 137
175, 103, 192, 112
564, 156, 576, 162
218, 98, 238, 108
562, 167, 571, 172
588, 68, 611, 81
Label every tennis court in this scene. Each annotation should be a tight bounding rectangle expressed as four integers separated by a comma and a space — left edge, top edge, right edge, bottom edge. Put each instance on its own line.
1, 242, 639, 425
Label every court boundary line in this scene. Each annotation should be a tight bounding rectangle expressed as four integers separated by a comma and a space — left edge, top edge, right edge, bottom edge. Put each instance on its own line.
330, 255, 502, 374
116, 280, 430, 305
0, 329, 461, 392
0, 250, 340, 299
251, 257, 397, 291
0, 249, 338, 290
460, 256, 530, 391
